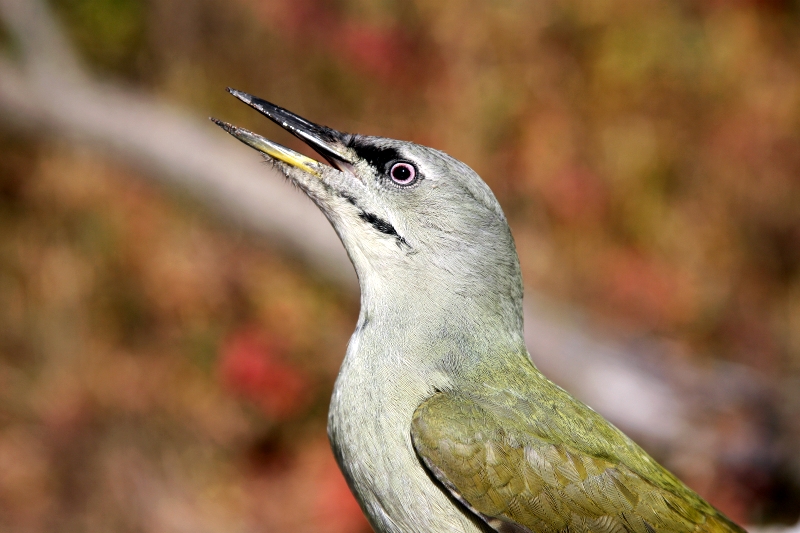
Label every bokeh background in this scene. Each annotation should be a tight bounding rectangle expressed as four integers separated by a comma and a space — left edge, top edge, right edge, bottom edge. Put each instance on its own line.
1, 0, 800, 531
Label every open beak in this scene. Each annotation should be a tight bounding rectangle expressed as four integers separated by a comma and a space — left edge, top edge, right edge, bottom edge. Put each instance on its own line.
211, 88, 353, 175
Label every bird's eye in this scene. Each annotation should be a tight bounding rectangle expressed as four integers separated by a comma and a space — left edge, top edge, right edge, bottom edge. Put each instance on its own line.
389, 162, 417, 186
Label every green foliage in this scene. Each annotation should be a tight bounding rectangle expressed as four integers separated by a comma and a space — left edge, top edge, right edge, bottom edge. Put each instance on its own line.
52, 0, 147, 77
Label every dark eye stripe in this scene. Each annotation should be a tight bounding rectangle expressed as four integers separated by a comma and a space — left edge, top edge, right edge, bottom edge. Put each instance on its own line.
348, 141, 402, 172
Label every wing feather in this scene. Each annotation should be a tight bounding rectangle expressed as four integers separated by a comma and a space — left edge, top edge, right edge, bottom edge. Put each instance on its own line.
411, 391, 745, 533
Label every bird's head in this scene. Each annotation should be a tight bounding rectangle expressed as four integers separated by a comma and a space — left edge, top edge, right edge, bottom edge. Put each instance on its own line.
213, 89, 523, 335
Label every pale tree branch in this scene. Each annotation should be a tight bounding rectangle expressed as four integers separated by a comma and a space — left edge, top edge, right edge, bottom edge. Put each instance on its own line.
0, 0, 83, 81
0, 0, 355, 287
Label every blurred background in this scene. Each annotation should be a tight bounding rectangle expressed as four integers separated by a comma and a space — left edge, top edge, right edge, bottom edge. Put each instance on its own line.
1, 0, 799, 531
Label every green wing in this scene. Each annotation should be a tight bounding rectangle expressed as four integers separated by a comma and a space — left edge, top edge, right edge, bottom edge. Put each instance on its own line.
411, 376, 745, 533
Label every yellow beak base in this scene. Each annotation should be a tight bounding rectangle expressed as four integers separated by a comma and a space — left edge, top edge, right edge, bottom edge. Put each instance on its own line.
211, 118, 322, 177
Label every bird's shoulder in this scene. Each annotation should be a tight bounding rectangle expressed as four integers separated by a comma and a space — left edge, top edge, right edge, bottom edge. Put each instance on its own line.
410, 360, 745, 533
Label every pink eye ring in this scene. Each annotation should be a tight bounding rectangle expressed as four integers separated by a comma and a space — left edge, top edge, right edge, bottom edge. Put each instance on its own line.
389, 162, 417, 185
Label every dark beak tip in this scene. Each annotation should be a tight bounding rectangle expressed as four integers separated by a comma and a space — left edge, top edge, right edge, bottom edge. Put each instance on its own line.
209, 117, 233, 133
227, 87, 253, 105
221, 87, 352, 166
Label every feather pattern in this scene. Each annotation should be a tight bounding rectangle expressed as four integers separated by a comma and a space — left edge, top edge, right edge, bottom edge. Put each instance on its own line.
412, 361, 746, 533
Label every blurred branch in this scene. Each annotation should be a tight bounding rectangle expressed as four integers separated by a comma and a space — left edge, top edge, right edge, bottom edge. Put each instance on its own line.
0, 0, 354, 288
0, 0, 83, 81
750, 524, 800, 533
0, 3, 786, 528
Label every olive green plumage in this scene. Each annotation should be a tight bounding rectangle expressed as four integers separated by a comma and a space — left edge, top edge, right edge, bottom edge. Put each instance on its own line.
412, 355, 745, 533
214, 90, 747, 533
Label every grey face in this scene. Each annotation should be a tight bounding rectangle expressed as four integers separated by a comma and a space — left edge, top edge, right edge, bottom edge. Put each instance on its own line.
212, 89, 523, 328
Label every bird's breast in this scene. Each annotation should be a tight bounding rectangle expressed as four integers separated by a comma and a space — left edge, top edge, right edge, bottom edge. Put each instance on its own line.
327, 332, 483, 533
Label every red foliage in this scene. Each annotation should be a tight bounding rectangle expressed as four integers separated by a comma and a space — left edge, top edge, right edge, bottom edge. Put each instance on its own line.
338, 22, 408, 80
599, 249, 693, 329
314, 451, 371, 533
540, 166, 608, 226
219, 328, 310, 420
249, 0, 417, 83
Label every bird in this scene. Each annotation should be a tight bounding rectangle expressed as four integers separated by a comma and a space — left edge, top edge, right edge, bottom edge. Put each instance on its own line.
212, 88, 746, 533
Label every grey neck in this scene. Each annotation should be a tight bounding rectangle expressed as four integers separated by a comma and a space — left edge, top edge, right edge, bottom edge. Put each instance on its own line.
353, 264, 526, 380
